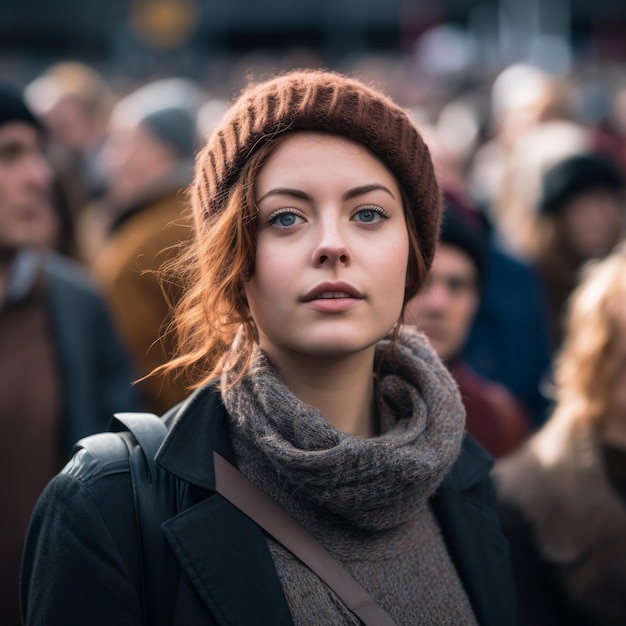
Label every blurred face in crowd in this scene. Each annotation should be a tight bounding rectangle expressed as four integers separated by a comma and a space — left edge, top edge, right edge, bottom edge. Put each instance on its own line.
559, 188, 625, 261
43, 94, 95, 152
404, 243, 479, 362
103, 121, 178, 206
0, 122, 57, 252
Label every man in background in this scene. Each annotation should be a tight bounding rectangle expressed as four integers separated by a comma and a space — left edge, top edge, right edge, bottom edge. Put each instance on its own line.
0, 83, 139, 625
405, 197, 531, 458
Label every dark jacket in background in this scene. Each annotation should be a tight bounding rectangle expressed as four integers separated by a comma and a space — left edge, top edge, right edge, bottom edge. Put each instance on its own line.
464, 238, 553, 427
43, 251, 142, 457
22, 385, 520, 626
1, 249, 140, 626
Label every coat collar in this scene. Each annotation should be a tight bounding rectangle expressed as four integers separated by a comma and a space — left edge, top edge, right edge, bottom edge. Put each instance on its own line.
442, 432, 494, 491
156, 383, 225, 489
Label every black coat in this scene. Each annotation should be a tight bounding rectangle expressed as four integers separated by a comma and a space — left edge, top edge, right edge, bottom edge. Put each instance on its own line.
22, 385, 519, 625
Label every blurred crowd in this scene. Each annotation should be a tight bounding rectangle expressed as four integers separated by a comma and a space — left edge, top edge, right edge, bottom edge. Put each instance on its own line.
2, 39, 626, 625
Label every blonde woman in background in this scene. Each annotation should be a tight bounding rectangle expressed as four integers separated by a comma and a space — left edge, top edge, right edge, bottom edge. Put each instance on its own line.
494, 243, 626, 626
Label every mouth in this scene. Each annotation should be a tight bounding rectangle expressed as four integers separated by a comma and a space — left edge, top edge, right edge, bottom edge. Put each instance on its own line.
312, 291, 354, 300
301, 282, 364, 303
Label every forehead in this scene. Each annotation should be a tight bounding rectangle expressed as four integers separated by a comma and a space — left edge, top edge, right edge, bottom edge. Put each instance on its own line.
431, 243, 477, 276
257, 131, 398, 187
0, 121, 43, 150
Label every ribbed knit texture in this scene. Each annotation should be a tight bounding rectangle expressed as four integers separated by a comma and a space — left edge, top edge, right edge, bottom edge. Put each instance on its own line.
221, 326, 476, 625
192, 70, 441, 269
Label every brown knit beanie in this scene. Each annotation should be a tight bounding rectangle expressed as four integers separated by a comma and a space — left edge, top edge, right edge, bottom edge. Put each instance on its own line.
192, 70, 441, 268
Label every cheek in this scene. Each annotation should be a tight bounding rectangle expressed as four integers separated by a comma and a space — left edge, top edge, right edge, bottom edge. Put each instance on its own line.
244, 245, 291, 314
382, 231, 410, 298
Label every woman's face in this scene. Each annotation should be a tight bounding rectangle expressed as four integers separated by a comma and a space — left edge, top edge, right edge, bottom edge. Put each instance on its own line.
244, 131, 409, 365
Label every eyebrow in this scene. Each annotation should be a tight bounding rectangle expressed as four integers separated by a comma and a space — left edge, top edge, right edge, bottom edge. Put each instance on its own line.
0, 140, 27, 154
256, 183, 396, 204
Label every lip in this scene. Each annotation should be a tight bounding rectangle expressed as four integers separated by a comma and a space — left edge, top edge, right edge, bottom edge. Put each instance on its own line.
300, 281, 364, 303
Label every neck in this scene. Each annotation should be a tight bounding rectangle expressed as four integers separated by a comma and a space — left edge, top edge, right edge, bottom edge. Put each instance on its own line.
264, 347, 379, 438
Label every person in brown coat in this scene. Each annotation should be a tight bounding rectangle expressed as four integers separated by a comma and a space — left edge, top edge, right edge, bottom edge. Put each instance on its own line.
87, 83, 201, 413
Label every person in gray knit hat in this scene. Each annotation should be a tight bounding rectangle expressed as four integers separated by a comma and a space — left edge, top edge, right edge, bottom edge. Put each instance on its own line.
78, 79, 202, 414
22, 70, 519, 625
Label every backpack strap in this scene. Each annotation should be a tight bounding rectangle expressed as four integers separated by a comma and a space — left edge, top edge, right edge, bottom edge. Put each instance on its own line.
76, 413, 178, 625
109, 412, 179, 626
213, 451, 397, 626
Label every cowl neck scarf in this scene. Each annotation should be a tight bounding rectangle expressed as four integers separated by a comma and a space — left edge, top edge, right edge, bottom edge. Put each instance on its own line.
221, 326, 465, 531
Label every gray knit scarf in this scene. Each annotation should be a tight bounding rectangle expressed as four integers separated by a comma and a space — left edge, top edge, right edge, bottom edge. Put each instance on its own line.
221, 325, 465, 532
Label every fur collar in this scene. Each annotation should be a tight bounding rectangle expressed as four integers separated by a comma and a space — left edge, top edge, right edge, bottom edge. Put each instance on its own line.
495, 416, 626, 622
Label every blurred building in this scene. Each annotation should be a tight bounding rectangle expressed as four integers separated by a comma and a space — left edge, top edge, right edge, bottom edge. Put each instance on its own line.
2, 0, 626, 84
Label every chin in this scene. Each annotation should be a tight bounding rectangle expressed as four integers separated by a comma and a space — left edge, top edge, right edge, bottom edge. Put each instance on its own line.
298, 335, 382, 358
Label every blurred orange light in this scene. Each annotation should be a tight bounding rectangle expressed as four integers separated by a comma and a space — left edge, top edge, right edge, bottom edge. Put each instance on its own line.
129, 0, 199, 49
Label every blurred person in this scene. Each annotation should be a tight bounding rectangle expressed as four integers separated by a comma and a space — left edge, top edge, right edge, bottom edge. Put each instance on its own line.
469, 64, 572, 203
491, 119, 590, 261
0, 84, 139, 626
592, 80, 626, 173
423, 114, 553, 426
469, 64, 578, 259
22, 70, 519, 626
494, 243, 626, 626
405, 196, 531, 457
534, 152, 626, 348
461, 121, 589, 425
25, 61, 114, 216
462, 219, 554, 426
83, 79, 201, 414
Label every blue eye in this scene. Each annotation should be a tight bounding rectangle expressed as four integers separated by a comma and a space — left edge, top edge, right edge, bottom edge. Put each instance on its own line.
354, 207, 386, 223
269, 211, 304, 228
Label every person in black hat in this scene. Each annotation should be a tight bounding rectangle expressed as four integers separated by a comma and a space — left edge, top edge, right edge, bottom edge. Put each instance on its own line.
0, 83, 140, 626
535, 151, 626, 348
405, 193, 532, 458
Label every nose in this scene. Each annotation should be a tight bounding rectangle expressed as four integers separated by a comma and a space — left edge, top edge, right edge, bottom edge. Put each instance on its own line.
312, 217, 351, 267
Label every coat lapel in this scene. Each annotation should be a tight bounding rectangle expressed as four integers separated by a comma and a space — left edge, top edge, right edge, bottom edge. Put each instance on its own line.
431, 435, 519, 626
156, 386, 294, 625
162, 495, 294, 625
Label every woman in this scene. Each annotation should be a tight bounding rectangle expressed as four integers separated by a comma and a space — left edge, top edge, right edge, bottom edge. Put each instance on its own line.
21, 70, 518, 625
494, 243, 626, 625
